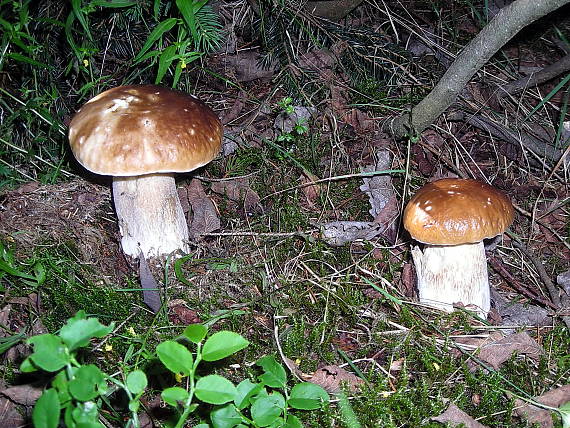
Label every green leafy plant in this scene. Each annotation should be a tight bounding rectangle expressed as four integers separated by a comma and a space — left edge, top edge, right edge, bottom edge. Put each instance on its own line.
22, 311, 118, 428
157, 326, 330, 427
132, 0, 223, 86
22, 311, 329, 428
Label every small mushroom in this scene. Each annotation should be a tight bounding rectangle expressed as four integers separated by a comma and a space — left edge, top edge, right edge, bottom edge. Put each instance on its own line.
68, 85, 222, 258
403, 178, 514, 317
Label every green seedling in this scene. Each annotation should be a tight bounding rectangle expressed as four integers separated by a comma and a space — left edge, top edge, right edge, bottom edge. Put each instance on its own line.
0, 241, 46, 289
158, 327, 330, 428
22, 311, 329, 428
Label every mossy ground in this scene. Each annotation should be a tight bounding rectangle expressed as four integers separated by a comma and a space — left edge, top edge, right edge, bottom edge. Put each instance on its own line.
1, 1, 569, 427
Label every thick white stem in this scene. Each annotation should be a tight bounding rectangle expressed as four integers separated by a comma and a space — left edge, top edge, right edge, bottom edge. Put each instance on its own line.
411, 241, 490, 317
112, 174, 189, 258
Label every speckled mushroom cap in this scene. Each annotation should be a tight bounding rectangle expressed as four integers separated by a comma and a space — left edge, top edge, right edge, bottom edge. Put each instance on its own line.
403, 178, 514, 245
68, 85, 222, 176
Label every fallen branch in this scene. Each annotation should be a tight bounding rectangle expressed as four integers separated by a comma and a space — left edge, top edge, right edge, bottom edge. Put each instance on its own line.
453, 111, 566, 165
387, 0, 570, 139
497, 53, 570, 97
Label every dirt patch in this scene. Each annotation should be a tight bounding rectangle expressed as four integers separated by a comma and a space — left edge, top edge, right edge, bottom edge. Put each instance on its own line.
0, 179, 128, 279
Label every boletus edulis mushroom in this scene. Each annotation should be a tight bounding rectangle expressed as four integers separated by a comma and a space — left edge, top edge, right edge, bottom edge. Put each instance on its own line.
68, 85, 222, 258
403, 178, 514, 317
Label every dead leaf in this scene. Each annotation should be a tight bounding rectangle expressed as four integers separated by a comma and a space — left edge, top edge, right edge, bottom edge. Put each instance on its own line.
513, 385, 570, 428
411, 143, 437, 176
399, 262, 416, 299
185, 179, 221, 238
168, 300, 201, 326
1, 384, 43, 406
0, 396, 25, 427
300, 171, 320, 206
223, 51, 278, 82
478, 332, 543, 370
210, 178, 262, 215
492, 289, 551, 327
432, 402, 489, 428
273, 106, 316, 134
221, 91, 247, 125
305, 365, 364, 394
359, 149, 399, 243
558, 269, 570, 296
389, 358, 404, 373
321, 221, 387, 246
0, 306, 10, 338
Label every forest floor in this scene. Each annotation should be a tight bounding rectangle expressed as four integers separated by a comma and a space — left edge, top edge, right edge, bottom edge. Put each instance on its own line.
0, 1, 569, 427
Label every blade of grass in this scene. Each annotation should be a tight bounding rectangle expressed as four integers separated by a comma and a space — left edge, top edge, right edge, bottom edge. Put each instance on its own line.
133, 17, 177, 64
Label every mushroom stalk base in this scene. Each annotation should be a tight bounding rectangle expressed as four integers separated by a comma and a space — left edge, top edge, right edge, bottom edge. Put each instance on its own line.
411, 241, 490, 317
112, 174, 189, 258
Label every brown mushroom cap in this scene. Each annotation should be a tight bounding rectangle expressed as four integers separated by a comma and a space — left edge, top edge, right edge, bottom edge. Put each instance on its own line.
403, 178, 514, 245
68, 85, 222, 176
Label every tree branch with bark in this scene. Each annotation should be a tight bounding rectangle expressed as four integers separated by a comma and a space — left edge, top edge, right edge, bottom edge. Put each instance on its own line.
387, 0, 570, 139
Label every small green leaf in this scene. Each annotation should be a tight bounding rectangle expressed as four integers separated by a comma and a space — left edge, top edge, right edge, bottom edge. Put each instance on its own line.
7, 53, 50, 69
26, 334, 69, 372
210, 403, 242, 428
202, 331, 249, 362
175, 0, 207, 41
156, 340, 193, 376
133, 17, 177, 63
284, 414, 303, 428
59, 313, 114, 351
155, 44, 177, 84
32, 388, 60, 428
71, 0, 93, 41
126, 370, 148, 395
250, 393, 285, 427
161, 386, 189, 407
256, 355, 286, 388
288, 382, 329, 410
234, 379, 262, 410
183, 323, 207, 344
19, 356, 37, 373
52, 371, 71, 404
68, 364, 105, 401
195, 375, 237, 404
71, 401, 103, 427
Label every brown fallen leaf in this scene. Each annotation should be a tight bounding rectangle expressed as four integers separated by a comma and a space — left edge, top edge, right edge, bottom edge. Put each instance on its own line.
299, 171, 320, 206
168, 299, 201, 325
221, 91, 247, 125
0, 396, 25, 427
305, 365, 364, 394
513, 384, 570, 428
478, 332, 543, 370
223, 50, 278, 82
185, 179, 221, 238
320, 221, 387, 246
1, 384, 43, 406
210, 178, 262, 215
431, 403, 489, 428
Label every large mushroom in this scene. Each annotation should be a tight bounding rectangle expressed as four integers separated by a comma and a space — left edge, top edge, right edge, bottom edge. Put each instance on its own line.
68, 85, 222, 258
403, 178, 514, 317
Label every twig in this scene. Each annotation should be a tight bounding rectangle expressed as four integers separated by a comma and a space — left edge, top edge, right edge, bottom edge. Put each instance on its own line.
511, 239, 570, 329
497, 54, 570, 97
487, 255, 557, 310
